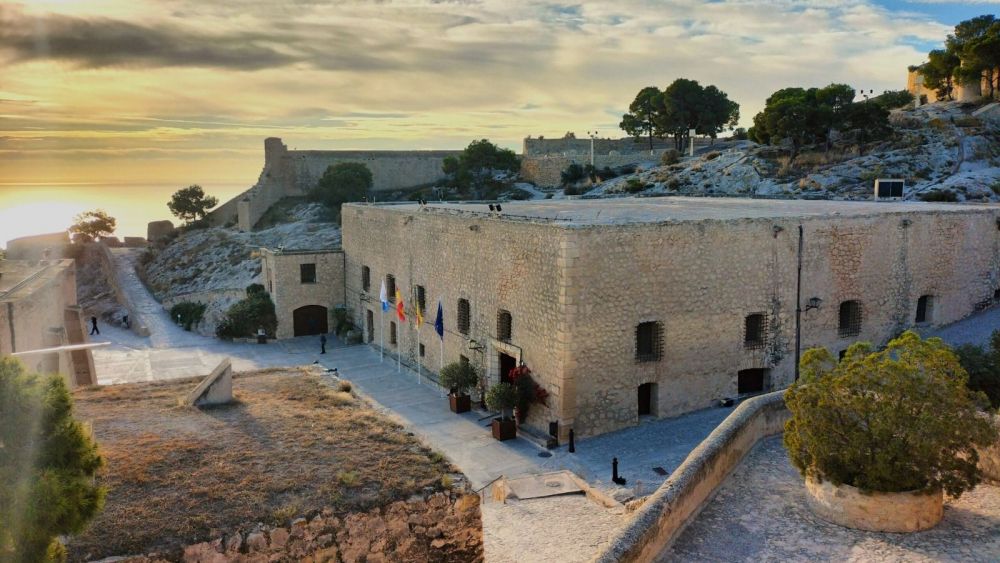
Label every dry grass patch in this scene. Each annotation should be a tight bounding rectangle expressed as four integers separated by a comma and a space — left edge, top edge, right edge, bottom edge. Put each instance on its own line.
67, 368, 451, 561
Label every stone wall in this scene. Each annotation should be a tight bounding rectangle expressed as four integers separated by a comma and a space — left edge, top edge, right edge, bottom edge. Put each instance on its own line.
592, 391, 789, 563
93, 244, 150, 337
261, 248, 345, 339
118, 491, 482, 563
5, 231, 70, 259
566, 209, 1000, 436
341, 204, 570, 439
341, 201, 1000, 440
520, 152, 670, 187
522, 136, 676, 156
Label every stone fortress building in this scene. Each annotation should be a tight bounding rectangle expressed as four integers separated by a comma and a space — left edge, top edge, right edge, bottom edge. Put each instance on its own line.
260, 247, 345, 339
332, 197, 1000, 440
209, 138, 462, 232
519, 134, 712, 187
0, 256, 96, 388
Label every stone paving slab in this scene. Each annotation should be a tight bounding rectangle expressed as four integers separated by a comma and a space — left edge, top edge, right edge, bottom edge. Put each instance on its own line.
662, 436, 1000, 562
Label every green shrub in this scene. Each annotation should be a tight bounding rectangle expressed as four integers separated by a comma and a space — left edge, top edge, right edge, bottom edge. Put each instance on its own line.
169, 301, 206, 331
544, 193, 554, 199
919, 189, 958, 202
704, 151, 721, 160
332, 308, 353, 338
624, 178, 646, 193
439, 362, 479, 396
955, 330, 1000, 409
560, 163, 586, 185
309, 162, 373, 216
485, 382, 519, 420
0, 358, 105, 561
215, 284, 278, 339
660, 149, 680, 165
874, 89, 914, 110
563, 185, 581, 196
784, 331, 996, 497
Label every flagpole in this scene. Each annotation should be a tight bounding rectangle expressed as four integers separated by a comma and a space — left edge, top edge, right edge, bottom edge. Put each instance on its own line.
397, 329, 401, 373
416, 323, 421, 386
380, 308, 384, 362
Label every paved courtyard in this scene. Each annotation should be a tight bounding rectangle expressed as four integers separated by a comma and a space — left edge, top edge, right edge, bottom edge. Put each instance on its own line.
662, 436, 1000, 562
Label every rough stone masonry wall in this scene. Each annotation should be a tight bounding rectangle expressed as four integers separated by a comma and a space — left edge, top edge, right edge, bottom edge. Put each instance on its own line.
520, 152, 668, 187
567, 209, 1000, 437
340, 204, 571, 438
261, 250, 346, 339
119, 491, 483, 563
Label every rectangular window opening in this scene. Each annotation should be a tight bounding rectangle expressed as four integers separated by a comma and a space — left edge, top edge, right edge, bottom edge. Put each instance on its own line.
457, 298, 471, 335
362, 265, 371, 292
744, 313, 767, 349
635, 321, 663, 362
300, 263, 317, 284
497, 309, 512, 342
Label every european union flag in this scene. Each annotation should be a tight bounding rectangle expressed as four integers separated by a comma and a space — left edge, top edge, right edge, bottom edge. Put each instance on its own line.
434, 300, 444, 340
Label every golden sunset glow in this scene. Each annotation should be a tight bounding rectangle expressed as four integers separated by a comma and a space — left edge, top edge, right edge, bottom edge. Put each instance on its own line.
0, 0, 977, 242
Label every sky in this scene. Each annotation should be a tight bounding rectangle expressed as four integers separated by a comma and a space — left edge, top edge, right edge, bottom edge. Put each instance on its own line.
0, 0, 993, 187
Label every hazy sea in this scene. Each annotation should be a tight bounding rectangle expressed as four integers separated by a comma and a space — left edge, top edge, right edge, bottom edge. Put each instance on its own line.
0, 183, 250, 247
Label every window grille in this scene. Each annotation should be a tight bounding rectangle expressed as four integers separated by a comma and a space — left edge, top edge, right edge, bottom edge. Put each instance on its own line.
744, 313, 767, 349
362, 266, 371, 291
300, 263, 316, 284
497, 310, 512, 342
457, 298, 471, 335
386, 275, 396, 303
839, 300, 862, 337
635, 321, 663, 362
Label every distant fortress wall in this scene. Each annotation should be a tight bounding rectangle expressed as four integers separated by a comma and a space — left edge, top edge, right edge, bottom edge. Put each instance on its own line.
520, 135, 711, 187
209, 138, 461, 230
906, 67, 993, 104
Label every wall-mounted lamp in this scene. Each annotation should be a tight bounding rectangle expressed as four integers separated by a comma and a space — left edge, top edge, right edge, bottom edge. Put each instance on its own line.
468, 339, 485, 352
805, 297, 823, 311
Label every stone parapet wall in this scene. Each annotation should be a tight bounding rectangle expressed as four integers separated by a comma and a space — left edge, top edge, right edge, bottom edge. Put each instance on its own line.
520, 151, 668, 187
237, 180, 286, 231
523, 136, 675, 156
592, 391, 789, 563
113, 491, 483, 563
805, 476, 943, 532
93, 245, 150, 337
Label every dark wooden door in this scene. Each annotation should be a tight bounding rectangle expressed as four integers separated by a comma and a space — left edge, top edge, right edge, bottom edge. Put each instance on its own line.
638, 383, 653, 416
293, 305, 328, 336
499, 353, 516, 383
738, 369, 766, 395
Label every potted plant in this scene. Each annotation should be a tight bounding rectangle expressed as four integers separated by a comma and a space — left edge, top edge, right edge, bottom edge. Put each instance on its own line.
485, 382, 519, 441
507, 364, 548, 424
784, 331, 997, 532
439, 362, 478, 414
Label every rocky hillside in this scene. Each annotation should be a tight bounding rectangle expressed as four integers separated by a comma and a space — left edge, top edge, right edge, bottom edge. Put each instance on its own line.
141, 203, 340, 335
584, 101, 1000, 202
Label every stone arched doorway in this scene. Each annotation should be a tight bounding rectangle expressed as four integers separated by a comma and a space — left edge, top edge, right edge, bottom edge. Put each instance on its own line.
293, 305, 328, 336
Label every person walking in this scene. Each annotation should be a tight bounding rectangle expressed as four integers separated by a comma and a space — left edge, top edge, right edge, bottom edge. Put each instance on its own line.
90, 316, 100, 336
320, 333, 327, 354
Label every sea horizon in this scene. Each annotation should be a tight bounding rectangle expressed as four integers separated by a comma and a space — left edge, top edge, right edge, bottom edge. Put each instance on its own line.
0, 182, 252, 248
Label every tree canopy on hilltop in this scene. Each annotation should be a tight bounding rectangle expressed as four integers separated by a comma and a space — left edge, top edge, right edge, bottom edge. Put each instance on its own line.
619, 79, 739, 151
915, 15, 1000, 100
168, 185, 219, 225
442, 139, 519, 194
310, 162, 373, 215
68, 209, 116, 242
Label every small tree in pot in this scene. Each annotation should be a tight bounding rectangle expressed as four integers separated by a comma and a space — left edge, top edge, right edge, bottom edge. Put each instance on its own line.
785, 331, 997, 532
439, 362, 479, 413
485, 382, 519, 441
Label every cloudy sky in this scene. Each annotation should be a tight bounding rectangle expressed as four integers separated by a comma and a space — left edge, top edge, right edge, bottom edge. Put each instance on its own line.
0, 0, 988, 185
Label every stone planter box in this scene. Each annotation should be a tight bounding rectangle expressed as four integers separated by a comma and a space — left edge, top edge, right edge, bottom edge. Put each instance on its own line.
805, 475, 943, 532
449, 393, 471, 414
492, 418, 517, 441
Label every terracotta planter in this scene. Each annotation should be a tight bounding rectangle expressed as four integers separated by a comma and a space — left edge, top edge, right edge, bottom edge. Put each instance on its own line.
491, 418, 517, 441
805, 475, 943, 532
449, 394, 471, 414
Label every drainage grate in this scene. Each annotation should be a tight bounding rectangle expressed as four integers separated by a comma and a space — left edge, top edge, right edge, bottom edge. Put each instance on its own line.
652, 466, 668, 476
537, 451, 552, 458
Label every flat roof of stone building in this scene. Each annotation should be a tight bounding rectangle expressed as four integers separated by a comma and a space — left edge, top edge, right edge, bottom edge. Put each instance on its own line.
366, 197, 999, 226
0, 259, 73, 302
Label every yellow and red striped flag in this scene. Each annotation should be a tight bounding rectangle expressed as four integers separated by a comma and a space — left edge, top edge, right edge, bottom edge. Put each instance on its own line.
395, 289, 406, 322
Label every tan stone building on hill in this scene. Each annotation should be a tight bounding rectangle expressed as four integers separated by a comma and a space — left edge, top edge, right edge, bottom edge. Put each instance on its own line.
260, 247, 345, 339
0, 258, 96, 387
337, 198, 1000, 440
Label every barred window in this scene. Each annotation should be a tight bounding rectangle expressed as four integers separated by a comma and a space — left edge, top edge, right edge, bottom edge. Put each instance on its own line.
362, 265, 371, 292
390, 321, 397, 345
386, 274, 396, 303
415, 285, 427, 313
497, 309, 512, 342
300, 263, 316, 284
419, 343, 426, 357
839, 300, 862, 337
635, 321, 663, 362
744, 313, 767, 349
457, 298, 471, 335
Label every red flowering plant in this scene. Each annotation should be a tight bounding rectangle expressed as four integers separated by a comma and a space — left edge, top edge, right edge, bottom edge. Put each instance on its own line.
507, 365, 547, 423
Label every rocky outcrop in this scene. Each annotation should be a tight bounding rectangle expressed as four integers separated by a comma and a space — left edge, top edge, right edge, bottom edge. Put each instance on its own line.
112, 491, 482, 563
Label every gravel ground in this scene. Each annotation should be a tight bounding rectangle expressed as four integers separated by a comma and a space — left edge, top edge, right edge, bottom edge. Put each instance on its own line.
662, 437, 1000, 562
482, 495, 625, 563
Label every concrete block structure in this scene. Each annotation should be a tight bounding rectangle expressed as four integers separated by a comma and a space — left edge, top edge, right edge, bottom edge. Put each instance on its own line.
260, 247, 345, 339
341, 198, 1000, 440
0, 258, 96, 387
